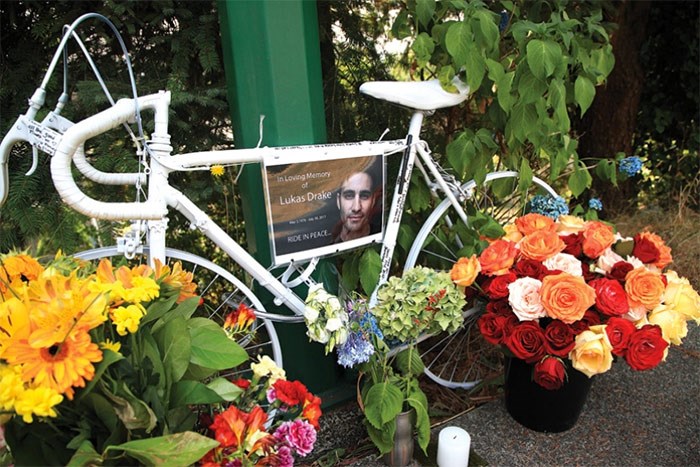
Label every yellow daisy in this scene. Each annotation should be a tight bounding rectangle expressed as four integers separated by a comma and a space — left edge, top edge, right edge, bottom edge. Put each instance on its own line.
3, 329, 103, 400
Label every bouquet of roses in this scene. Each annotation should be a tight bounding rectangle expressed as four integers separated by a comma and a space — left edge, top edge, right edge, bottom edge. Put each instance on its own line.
453, 213, 700, 390
199, 356, 322, 467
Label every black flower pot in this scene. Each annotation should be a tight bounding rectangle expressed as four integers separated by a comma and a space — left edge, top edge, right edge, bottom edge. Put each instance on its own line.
504, 357, 593, 433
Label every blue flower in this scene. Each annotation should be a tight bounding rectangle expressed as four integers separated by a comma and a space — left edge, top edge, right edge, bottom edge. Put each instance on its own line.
619, 156, 643, 176
588, 198, 603, 211
360, 312, 383, 340
337, 332, 375, 368
527, 195, 569, 219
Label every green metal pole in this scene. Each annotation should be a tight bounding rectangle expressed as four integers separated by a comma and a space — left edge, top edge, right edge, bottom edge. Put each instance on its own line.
217, 0, 342, 395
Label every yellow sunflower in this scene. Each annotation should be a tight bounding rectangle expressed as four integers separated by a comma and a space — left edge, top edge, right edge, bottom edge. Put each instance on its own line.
3, 329, 103, 400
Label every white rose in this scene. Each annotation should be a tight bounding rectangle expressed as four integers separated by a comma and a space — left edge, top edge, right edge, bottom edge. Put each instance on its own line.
544, 252, 583, 276
596, 247, 625, 274
303, 305, 319, 323
326, 317, 343, 332
508, 277, 546, 321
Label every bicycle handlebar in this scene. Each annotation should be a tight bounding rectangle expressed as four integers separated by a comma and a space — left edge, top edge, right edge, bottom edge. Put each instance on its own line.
51, 93, 168, 220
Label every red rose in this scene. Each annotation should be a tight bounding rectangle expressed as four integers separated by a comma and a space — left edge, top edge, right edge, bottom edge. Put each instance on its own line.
543, 320, 576, 357
591, 278, 629, 316
570, 309, 601, 334
486, 272, 517, 299
506, 321, 546, 364
561, 233, 583, 257
605, 317, 637, 356
273, 379, 310, 406
632, 234, 661, 264
625, 324, 669, 371
608, 261, 634, 283
478, 312, 509, 345
486, 299, 512, 316
533, 356, 567, 390
512, 259, 547, 280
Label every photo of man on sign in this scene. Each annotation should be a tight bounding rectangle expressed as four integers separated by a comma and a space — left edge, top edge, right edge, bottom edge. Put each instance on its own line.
332, 169, 381, 243
262, 147, 384, 265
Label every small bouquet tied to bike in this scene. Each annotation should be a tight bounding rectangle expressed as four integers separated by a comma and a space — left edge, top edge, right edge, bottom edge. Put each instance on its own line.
452, 212, 700, 390
0, 250, 322, 466
304, 266, 466, 456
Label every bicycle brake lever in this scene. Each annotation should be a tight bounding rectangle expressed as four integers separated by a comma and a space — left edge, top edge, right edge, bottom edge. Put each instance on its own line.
26, 146, 39, 176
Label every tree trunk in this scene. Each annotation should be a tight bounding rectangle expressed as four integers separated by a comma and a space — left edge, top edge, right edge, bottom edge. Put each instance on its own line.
576, 0, 652, 214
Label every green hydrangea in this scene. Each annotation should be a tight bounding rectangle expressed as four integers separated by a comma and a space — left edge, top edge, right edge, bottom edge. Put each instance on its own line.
372, 266, 466, 342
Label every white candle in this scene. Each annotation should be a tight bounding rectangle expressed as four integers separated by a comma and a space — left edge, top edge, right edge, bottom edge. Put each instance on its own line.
437, 426, 470, 467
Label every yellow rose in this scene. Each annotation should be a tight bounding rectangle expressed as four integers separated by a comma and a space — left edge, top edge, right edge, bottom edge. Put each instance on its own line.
450, 255, 481, 287
556, 215, 586, 233
648, 304, 688, 345
569, 325, 613, 377
663, 271, 700, 324
502, 223, 524, 243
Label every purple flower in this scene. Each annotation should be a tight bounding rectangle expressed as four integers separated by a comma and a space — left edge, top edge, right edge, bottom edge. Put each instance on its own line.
274, 419, 317, 457
337, 331, 375, 367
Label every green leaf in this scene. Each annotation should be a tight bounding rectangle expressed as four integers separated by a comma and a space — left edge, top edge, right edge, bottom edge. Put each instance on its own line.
364, 419, 395, 455
340, 253, 360, 292
549, 78, 570, 132
412, 32, 435, 65
415, 0, 436, 28
574, 75, 595, 115
188, 318, 248, 370
101, 382, 158, 433
104, 432, 218, 466
141, 293, 179, 326
391, 9, 412, 39
155, 316, 191, 385
472, 9, 499, 52
170, 380, 223, 406
595, 159, 618, 186
66, 440, 102, 467
509, 103, 538, 144
359, 248, 382, 296
82, 393, 119, 433
568, 164, 592, 197
363, 382, 404, 429
518, 159, 534, 194
405, 381, 430, 453
395, 346, 425, 376
206, 377, 244, 402
79, 349, 124, 400
526, 39, 562, 80
445, 21, 471, 67
446, 130, 473, 179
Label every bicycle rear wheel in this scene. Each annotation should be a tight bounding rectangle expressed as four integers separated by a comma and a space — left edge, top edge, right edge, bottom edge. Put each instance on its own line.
405, 171, 558, 389
73, 246, 282, 378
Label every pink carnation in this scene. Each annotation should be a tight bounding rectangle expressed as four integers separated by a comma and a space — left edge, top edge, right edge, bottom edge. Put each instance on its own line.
274, 419, 317, 457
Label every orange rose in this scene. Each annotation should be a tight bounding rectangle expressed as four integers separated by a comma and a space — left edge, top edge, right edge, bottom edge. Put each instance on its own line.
637, 231, 673, 269
450, 255, 481, 287
625, 267, 665, 310
478, 239, 519, 276
519, 229, 566, 262
515, 213, 555, 235
582, 221, 615, 258
541, 273, 596, 324
502, 223, 524, 243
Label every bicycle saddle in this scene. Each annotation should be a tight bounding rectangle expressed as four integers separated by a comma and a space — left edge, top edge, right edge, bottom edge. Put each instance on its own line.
359, 79, 469, 111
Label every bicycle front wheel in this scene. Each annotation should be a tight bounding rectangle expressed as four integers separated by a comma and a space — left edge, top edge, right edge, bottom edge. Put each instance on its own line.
405, 171, 558, 389
74, 246, 283, 377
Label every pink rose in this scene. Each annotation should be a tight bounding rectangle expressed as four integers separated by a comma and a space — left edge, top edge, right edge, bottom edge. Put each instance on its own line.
507, 277, 546, 321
